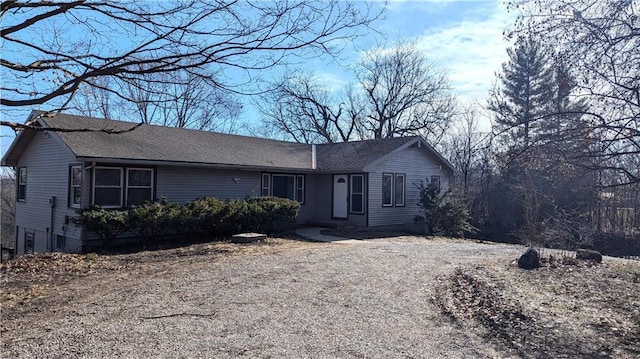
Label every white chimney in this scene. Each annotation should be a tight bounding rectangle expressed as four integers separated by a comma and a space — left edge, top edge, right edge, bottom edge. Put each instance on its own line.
311, 144, 317, 170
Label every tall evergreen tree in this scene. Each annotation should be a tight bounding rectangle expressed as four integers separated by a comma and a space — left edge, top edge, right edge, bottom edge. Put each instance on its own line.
489, 36, 554, 149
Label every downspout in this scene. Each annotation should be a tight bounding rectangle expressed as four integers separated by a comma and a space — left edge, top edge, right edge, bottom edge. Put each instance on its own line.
48, 196, 56, 252
311, 144, 317, 170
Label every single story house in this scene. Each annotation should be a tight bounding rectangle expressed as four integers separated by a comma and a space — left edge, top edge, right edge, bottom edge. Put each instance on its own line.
2, 111, 455, 255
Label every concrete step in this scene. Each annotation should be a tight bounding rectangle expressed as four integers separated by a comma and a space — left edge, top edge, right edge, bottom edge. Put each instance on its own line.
306, 220, 355, 230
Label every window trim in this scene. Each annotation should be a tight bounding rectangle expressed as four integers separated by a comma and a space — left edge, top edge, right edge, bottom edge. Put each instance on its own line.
17, 167, 26, 202
394, 173, 405, 207
261, 173, 271, 196
350, 174, 365, 214
125, 167, 154, 207
69, 165, 83, 208
382, 172, 393, 207
92, 167, 123, 208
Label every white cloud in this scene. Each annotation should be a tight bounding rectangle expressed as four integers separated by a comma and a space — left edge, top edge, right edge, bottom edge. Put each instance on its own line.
312, 71, 350, 93
415, 1, 515, 103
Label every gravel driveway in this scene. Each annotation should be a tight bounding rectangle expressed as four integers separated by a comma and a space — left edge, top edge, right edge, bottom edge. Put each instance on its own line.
2, 237, 526, 358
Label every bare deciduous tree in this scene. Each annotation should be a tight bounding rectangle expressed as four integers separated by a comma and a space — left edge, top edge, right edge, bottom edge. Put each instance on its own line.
1, 168, 16, 254
259, 41, 455, 144
1, 0, 381, 129
358, 42, 455, 143
256, 72, 362, 143
72, 70, 242, 133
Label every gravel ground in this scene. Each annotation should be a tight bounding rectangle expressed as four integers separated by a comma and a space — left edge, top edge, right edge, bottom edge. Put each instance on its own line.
1, 237, 545, 358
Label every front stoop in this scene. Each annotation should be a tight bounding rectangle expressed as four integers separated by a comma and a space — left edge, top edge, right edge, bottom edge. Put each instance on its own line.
306, 220, 356, 230
231, 233, 267, 243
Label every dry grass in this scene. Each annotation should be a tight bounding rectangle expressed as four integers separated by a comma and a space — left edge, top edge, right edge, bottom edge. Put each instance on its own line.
434, 257, 640, 358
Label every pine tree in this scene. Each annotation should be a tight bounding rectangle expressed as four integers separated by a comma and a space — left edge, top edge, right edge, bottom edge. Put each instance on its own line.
541, 58, 588, 144
489, 37, 555, 149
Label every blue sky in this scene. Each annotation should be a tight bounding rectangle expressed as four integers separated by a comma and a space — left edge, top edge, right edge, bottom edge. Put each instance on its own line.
1, 0, 514, 155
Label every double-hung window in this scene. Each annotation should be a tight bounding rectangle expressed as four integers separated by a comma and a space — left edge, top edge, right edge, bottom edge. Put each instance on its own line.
93, 167, 154, 207
262, 173, 305, 204
17, 167, 26, 202
93, 167, 123, 207
126, 168, 153, 206
350, 174, 364, 213
382, 172, 405, 207
69, 165, 83, 207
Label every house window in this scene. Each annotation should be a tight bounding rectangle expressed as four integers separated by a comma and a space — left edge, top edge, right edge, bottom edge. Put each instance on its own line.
69, 165, 82, 208
382, 173, 393, 207
24, 232, 34, 254
262, 173, 305, 203
394, 173, 405, 207
17, 167, 26, 202
93, 167, 123, 207
350, 174, 364, 214
126, 168, 153, 206
430, 175, 441, 192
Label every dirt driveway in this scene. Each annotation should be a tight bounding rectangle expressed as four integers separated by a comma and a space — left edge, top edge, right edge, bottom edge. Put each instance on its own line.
0, 237, 622, 358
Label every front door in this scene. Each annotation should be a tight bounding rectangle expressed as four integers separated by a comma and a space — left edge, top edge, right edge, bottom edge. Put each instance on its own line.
333, 175, 348, 219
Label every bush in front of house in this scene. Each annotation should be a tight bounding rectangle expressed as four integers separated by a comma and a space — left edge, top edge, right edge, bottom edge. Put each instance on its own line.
75, 196, 300, 247
183, 197, 227, 237
75, 206, 129, 249
247, 197, 300, 234
128, 199, 182, 246
416, 180, 475, 237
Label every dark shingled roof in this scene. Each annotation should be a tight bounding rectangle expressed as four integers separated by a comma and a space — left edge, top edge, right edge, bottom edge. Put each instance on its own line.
3, 111, 453, 173
38, 112, 314, 170
315, 136, 418, 171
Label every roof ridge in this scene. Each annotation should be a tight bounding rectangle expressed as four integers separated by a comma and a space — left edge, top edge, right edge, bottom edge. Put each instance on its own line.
37, 111, 311, 147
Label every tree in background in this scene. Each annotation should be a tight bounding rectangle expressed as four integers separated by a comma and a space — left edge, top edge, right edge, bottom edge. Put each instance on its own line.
1, 168, 15, 255
488, 36, 554, 150
71, 70, 242, 133
1, 1, 381, 130
441, 104, 494, 231
258, 42, 455, 145
486, 33, 598, 246
507, 0, 639, 186
357, 42, 456, 143
256, 72, 361, 143
500, 0, 639, 251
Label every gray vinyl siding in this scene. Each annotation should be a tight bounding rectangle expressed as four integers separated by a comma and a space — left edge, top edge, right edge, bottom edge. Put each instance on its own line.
295, 174, 315, 223
14, 132, 82, 255
156, 166, 313, 224
367, 144, 451, 227
156, 166, 262, 203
